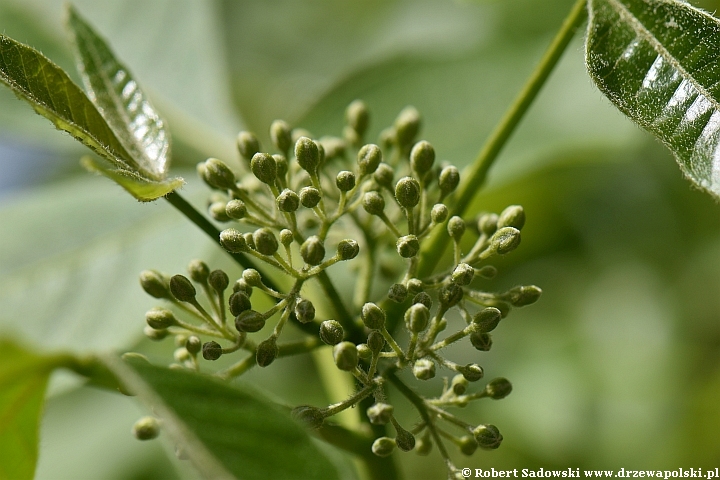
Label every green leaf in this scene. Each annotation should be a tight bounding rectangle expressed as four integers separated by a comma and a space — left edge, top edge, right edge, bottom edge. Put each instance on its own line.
103, 356, 340, 480
586, 0, 720, 199
81, 156, 184, 202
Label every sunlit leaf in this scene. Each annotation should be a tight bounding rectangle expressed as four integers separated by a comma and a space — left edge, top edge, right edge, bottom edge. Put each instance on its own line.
586, 0, 720, 199
81, 156, 183, 202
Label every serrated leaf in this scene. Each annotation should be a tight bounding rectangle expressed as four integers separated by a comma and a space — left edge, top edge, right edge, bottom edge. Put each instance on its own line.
586, 0, 720, 199
103, 357, 339, 480
67, 5, 170, 181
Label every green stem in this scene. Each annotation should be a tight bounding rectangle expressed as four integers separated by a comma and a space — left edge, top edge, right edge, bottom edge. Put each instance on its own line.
417, 0, 587, 278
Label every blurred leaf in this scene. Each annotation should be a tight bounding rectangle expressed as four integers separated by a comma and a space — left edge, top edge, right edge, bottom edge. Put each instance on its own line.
104, 356, 340, 480
586, 0, 720, 200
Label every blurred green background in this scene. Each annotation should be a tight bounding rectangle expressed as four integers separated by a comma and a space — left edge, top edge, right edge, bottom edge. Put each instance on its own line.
2, 0, 720, 478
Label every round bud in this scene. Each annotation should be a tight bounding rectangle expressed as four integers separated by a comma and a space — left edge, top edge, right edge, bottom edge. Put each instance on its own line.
357, 144, 382, 175
447, 216, 466, 241
295, 299, 316, 323
357, 343, 372, 359
362, 191, 385, 216
219, 228, 247, 253
174, 347, 191, 363
243, 232, 255, 250
336, 171, 356, 192
187, 260, 210, 284
394, 106, 421, 148
337, 239, 360, 260
250, 152, 277, 185
470, 332, 493, 351
477, 213, 499, 236
319, 136, 346, 160
451, 374, 469, 396
413, 292, 432, 309
276, 189, 300, 212
367, 402, 394, 425
202, 341, 222, 361
394, 425, 416, 452
460, 363, 484, 382
333, 341, 359, 371
280, 229, 294, 246
438, 165, 460, 195
451, 263, 475, 286
472, 424, 503, 449
407, 278, 423, 295
132, 416, 160, 440
299, 186, 322, 208
204, 158, 237, 190
459, 435, 479, 456
208, 202, 231, 222
292, 405, 325, 429
477, 265, 497, 279
491, 226, 521, 255
473, 307, 502, 333
367, 331, 385, 354
140, 270, 172, 299
388, 283, 408, 303
396, 235, 420, 258
208, 269, 229, 293
497, 205, 525, 230
410, 140, 435, 175
235, 310, 266, 333
242, 268, 262, 287
256, 337, 279, 367
431, 203, 448, 224
175, 335, 188, 348
233, 279, 252, 297
295, 136, 320, 174
415, 435, 433, 456
485, 377, 512, 399
237, 131, 260, 160
270, 119, 292, 153
372, 437, 396, 457
300, 236, 325, 266
361, 303, 386, 330
394, 177, 420, 209
185, 336, 201, 355
253, 228, 279, 256
144, 325, 168, 340
274, 154, 289, 179
229, 291, 252, 316
346, 100, 369, 137
170, 275, 196, 302
439, 283, 463, 309
145, 307, 176, 330
413, 358, 436, 380
373, 163, 394, 188
504, 285, 542, 306
319, 320, 345, 345
405, 304, 430, 333
343, 125, 360, 147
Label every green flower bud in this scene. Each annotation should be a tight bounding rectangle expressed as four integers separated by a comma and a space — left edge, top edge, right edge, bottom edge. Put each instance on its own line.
477, 265, 497, 279
292, 405, 325, 429
470, 332, 492, 351
372, 437, 396, 457
410, 140, 435, 175
337, 239, 360, 260
253, 228, 279, 256
250, 152, 277, 185
235, 310, 266, 333
274, 154, 289, 179
187, 260, 210, 284
300, 236, 325, 266
204, 158, 237, 190
219, 228, 247, 253
447, 216, 466, 240
357, 343, 372, 359
276, 189, 300, 212
367, 331, 385, 354
336, 171, 356, 192
439, 283, 463, 309
315, 140, 326, 166
295, 299, 316, 323
413, 358, 435, 380
202, 341, 223, 360
361, 302, 386, 330
407, 278, 423, 295
472, 307, 502, 333
229, 291, 252, 316
295, 136, 320, 174
485, 377, 512, 399
458, 435, 479, 456
243, 232, 256, 250
367, 402, 394, 425
280, 229, 294, 247
388, 283, 408, 303
319, 136, 346, 160
256, 337, 279, 367
439, 165, 460, 195
299, 186, 321, 208
185, 336, 201, 355
270, 120, 292, 153
357, 144, 382, 176
373, 163, 394, 188
363, 191, 386, 216
333, 341, 359, 371
452, 374, 469, 395
394, 106, 421, 148
394, 424, 416, 452
497, 205, 525, 230
415, 434, 433, 456
225, 199, 247, 220
472, 424, 503, 449
132, 416, 160, 440
319, 320, 345, 345
460, 363, 484, 382
208, 269, 229, 293
490, 227, 521, 255
237, 131, 260, 160
174, 347, 191, 363
405, 303, 430, 333
452, 263, 474, 286
175, 335, 188, 348
431, 203, 448, 224
233, 279, 252, 296
139, 270, 172, 299
394, 177, 420, 209
122, 352, 149, 364
346, 100, 369, 137
170, 275, 196, 302
413, 292, 432, 309
208, 201, 231, 222
144, 325, 168, 340
396, 235, 420, 258
504, 285, 542, 306
343, 125, 360, 147
477, 213, 499, 236
145, 307, 176, 330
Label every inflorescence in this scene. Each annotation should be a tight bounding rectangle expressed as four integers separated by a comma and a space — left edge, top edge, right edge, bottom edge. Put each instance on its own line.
137, 100, 541, 478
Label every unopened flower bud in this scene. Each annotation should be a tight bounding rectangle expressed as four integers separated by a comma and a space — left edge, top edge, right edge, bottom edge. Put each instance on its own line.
407, 278, 423, 295
394, 424, 416, 452
242, 268, 262, 287
208, 269, 229, 293
299, 186, 321, 208
410, 141, 435, 175
470, 332, 493, 351
219, 228, 247, 253
362, 191, 386, 216
395, 177, 420, 209
145, 307, 176, 330
237, 131, 260, 160
235, 310, 265, 333
333, 341, 359, 371
295, 299, 315, 323
459, 435, 479, 456
396, 235, 420, 258
208, 202, 231, 222
361, 302, 386, 330
491, 227, 521, 254
431, 203, 448, 224
497, 205, 525, 230
320, 320, 345, 345
477, 213, 499, 236
185, 336, 201, 355
451, 374, 469, 395
256, 337, 279, 367
504, 285, 542, 306
394, 106, 421, 148
405, 304, 429, 333
144, 325, 168, 340
202, 341, 223, 360
336, 171, 356, 192
337, 239, 360, 260
253, 228, 279, 256
140, 270, 172, 299
250, 152, 277, 185
472, 307, 502, 333
367, 402, 394, 425
270, 120, 292, 153
452, 263, 474, 286
280, 229, 294, 246
439, 165, 460, 195
295, 136, 320, 174
243, 232, 255, 250
372, 437, 396, 457
204, 158, 237, 190
386, 283, 407, 303
447, 216, 466, 240
415, 435, 433, 456
477, 265, 497, 279
233, 279, 252, 296
485, 377, 512, 399
229, 292, 252, 316
346, 100, 369, 138
373, 163, 394, 188
187, 260, 210, 284
225, 199, 247, 220
274, 154, 288, 179
472, 424, 502, 449
170, 275, 196, 302
357, 144, 382, 175
413, 292, 432, 309
439, 283, 463, 309
292, 405, 325, 429
276, 189, 300, 212
460, 363, 484, 382
357, 343, 372, 359
367, 331, 385, 354
319, 136, 346, 160
413, 358, 436, 380
300, 236, 325, 265
132, 416, 160, 440
174, 347, 191, 363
